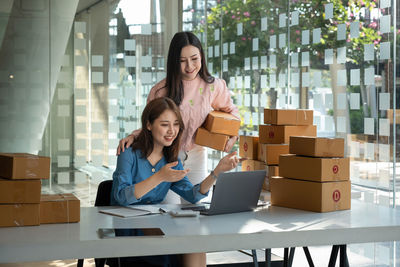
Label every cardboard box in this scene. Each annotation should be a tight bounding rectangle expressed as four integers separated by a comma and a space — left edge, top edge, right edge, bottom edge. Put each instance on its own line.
195, 127, 229, 151
0, 179, 41, 204
264, 109, 313, 125
204, 111, 240, 136
270, 177, 351, 212
0, 153, 50, 179
268, 165, 279, 177
259, 125, 316, 144
289, 136, 345, 157
0, 204, 40, 227
279, 155, 350, 182
40, 194, 80, 224
241, 160, 267, 172
258, 144, 289, 165
239, 136, 259, 160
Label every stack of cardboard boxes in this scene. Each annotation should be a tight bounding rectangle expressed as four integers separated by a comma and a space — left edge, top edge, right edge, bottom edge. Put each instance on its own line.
0, 153, 80, 227
195, 111, 241, 151
271, 136, 351, 212
240, 109, 316, 191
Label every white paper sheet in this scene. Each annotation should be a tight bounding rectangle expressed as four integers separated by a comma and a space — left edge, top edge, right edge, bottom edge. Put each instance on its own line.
279, 13, 286, 28
301, 51, 309, 67
291, 11, 299, 26
302, 30, 310, 45
208, 46, 213, 58
223, 43, 228, 55
261, 17, 268, 31
236, 94, 242, 106
244, 57, 250, 71
364, 117, 375, 135
74, 55, 85, 66
350, 69, 360, 86
252, 56, 259, 70
325, 115, 334, 132
237, 23, 243, 35
325, 49, 333, 64
124, 55, 136, 67
302, 72, 310, 87
337, 116, 346, 133
379, 144, 390, 162
337, 69, 347, 86
74, 38, 86, 50
58, 139, 70, 151
253, 38, 259, 51
141, 24, 152, 35
279, 33, 286, 48
230, 42, 235, 54
215, 28, 220, 41
92, 72, 103, 84
379, 118, 390, 136
252, 94, 259, 107
74, 21, 86, 33
325, 93, 333, 109
380, 0, 391, 8
223, 59, 228, 72
91, 55, 103, 67
245, 76, 251, 89
57, 173, 69, 184
364, 142, 375, 160
313, 28, 321, 44
364, 43, 374, 61
337, 93, 347, 110
261, 75, 267, 88
214, 45, 220, 57
237, 76, 243, 88
380, 42, 390, 60
350, 93, 360, 110
270, 73, 277, 88
313, 93, 323, 109
261, 56, 267, 69
325, 3, 333, 19
291, 72, 299, 88
75, 105, 86, 116
364, 67, 375, 85
380, 15, 390, 34
270, 54, 276, 68
108, 71, 119, 84
350, 21, 360, 38
313, 71, 322, 87
270, 35, 277, 49
337, 23, 346, 40
58, 105, 69, 117
379, 93, 390, 110
141, 55, 152, 68
350, 141, 360, 158
291, 53, 298, 67
279, 73, 286, 88
124, 39, 135, 51
337, 47, 346, 64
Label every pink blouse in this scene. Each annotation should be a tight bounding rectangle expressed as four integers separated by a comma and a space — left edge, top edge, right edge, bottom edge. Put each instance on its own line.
146, 75, 239, 152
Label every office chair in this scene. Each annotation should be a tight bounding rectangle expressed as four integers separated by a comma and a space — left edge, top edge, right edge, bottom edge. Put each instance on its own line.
77, 180, 118, 267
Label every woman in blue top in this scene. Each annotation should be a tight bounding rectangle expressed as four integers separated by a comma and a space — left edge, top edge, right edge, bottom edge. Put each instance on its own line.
111, 97, 240, 267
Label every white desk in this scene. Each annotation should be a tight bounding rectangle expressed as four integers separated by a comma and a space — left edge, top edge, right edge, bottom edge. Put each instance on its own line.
1, 200, 400, 263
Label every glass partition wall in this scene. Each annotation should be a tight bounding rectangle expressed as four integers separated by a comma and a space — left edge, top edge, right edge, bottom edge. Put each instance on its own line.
0, 0, 399, 265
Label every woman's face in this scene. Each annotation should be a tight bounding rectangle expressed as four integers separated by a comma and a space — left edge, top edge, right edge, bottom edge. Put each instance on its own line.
147, 109, 180, 148
180, 45, 202, 81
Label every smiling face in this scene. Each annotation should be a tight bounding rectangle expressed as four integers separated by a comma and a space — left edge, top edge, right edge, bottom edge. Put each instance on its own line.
147, 109, 180, 149
180, 45, 202, 81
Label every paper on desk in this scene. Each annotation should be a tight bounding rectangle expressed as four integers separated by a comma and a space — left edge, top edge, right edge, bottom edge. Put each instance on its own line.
99, 206, 158, 218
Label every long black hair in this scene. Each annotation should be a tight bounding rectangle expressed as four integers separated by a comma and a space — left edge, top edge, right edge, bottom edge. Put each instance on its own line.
132, 97, 184, 162
162, 31, 214, 106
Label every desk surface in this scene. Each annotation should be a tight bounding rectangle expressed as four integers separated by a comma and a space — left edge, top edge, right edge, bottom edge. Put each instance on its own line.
1, 200, 400, 263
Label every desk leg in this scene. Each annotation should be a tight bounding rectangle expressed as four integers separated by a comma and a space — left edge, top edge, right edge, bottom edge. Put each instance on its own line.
302, 247, 315, 267
288, 247, 295, 267
76, 259, 83, 267
265, 248, 271, 267
283, 248, 289, 267
251, 249, 259, 267
339, 245, 349, 267
328, 245, 340, 267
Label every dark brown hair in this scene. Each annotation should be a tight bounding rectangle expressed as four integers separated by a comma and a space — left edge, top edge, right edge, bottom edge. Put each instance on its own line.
162, 31, 214, 106
132, 97, 184, 162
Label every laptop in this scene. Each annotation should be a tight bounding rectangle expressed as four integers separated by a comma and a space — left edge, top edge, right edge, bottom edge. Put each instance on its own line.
199, 170, 266, 216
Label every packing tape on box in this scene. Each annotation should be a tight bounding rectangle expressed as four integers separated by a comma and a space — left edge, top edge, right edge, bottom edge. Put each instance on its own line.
297, 110, 308, 124
22, 154, 40, 178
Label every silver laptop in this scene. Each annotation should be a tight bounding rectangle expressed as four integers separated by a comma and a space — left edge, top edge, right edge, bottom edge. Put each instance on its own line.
200, 170, 266, 216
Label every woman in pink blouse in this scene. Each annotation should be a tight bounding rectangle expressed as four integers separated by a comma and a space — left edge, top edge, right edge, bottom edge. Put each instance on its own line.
117, 31, 239, 204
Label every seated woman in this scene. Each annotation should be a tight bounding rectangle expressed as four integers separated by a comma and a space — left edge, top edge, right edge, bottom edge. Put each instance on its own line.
111, 97, 241, 267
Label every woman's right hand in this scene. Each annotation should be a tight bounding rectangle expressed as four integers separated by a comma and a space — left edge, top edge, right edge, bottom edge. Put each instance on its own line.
116, 134, 135, 155
158, 161, 190, 183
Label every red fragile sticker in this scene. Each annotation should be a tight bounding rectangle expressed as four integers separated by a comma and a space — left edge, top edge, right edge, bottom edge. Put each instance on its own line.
332, 190, 341, 202
243, 142, 248, 152
269, 131, 274, 138
332, 165, 339, 174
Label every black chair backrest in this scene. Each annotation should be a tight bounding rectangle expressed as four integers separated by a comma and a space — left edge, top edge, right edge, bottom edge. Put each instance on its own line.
95, 180, 113, 207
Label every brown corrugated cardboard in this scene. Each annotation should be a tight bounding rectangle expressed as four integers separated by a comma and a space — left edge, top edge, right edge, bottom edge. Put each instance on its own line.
0, 179, 41, 204
270, 177, 351, 212
289, 136, 345, 157
195, 127, 229, 151
259, 125, 317, 144
241, 160, 267, 171
279, 154, 350, 182
0, 204, 40, 227
239, 136, 259, 159
264, 109, 313, 125
258, 144, 289, 165
0, 153, 50, 179
268, 165, 279, 177
204, 111, 240, 136
40, 194, 80, 224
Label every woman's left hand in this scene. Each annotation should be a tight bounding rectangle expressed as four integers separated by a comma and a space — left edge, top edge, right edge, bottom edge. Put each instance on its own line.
224, 136, 238, 152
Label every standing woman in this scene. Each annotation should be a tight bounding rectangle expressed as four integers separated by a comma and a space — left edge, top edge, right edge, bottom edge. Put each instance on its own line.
117, 31, 239, 203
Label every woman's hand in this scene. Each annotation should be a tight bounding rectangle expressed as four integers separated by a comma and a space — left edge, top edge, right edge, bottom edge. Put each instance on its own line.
214, 151, 243, 176
157, 161, 190, 183
116, 134, 135, 155
224, 136, 238, 153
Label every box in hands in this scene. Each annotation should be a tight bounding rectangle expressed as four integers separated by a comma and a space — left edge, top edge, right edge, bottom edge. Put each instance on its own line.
204, 111, 240, 136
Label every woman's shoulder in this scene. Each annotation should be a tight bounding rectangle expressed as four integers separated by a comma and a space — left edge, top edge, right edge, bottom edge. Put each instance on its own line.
151, 78, 167, 91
